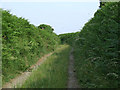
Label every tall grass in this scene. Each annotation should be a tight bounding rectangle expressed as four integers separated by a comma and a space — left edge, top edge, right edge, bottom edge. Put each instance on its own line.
21, 45, 70, 88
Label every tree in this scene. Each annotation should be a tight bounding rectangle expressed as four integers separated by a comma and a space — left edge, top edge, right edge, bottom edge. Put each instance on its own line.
38, 24, 54, 32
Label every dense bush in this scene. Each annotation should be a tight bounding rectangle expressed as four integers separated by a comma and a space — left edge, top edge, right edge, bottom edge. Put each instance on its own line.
2, 9, 60, 84
59, 2, 119, 88
38, 24, 54, 32
59, 32, 79, 45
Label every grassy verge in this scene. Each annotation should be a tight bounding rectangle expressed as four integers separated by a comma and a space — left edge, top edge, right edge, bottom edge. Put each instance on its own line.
2, 50, 51, 85
21, 45, 70, 88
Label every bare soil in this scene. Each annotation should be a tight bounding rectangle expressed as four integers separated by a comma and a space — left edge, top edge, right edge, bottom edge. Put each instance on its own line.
67, 48, 80, 88
2, 52, 53, 88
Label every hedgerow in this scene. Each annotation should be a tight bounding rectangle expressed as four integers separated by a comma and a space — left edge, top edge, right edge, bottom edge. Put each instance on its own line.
2, 9, 60, 84
59, 2, 119, 88
59, 32, 79, 45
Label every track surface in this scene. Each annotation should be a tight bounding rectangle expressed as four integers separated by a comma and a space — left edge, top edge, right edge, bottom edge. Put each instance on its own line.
67, 48, 79, 88
3, 47, 80, 88
2, 53, 53, 88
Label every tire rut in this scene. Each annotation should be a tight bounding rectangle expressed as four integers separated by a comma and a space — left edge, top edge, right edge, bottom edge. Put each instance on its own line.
2, 52, 53, 88
67, 48, 79, 88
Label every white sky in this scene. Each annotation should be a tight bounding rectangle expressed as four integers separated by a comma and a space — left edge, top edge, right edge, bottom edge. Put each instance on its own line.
1, 1, 100, 34
1, 0, 119, 2
1, 0, 99, 2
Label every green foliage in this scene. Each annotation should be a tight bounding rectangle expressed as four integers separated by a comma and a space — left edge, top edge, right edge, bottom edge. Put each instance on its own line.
2, 9, 60, 84
74, 2, 119, 88
59, 32, 79, 46
59, 2, 119, 88
0, 8, 2, 89
38, 24, 54, 32
99, 0, 107, 8
21, 45, 70, 88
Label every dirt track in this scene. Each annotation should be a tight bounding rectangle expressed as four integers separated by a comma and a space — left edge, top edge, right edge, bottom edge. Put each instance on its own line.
3, 47, 80, 88
2, 52, 53, 88
67, 48, 79, 88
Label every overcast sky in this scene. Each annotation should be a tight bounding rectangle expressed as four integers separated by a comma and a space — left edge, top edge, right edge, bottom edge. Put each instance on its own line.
1, 1, 100, 34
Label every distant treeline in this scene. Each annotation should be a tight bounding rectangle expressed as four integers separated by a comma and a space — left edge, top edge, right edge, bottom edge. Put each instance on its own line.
59, 2, 119, 88
2, 9, 60, 84
59, 32, 79, 45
